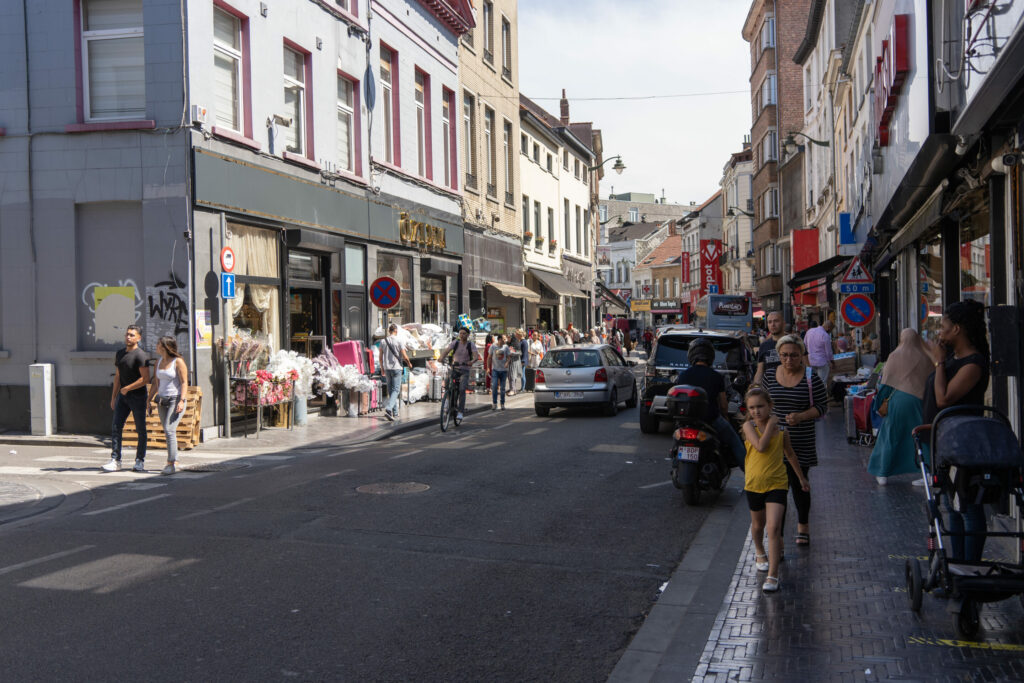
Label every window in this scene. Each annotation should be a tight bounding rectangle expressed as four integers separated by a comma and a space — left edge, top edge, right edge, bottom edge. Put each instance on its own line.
628, 207, 639, 222
463, 92, 476, 188
482, 1, 494, 63
583, 165, 588, 183
599, 205, 607, 222
522, 196, 530, 235
81, 0, 145, 120
763, 188, 779, 218
503, 120, 513, 203
623, 261, 629, 281
336, 76, 355, 172
334, 0, 357, 13
532, 142, 540, 163
564, 199, 571, 248
762, 129, 777, 163
760, 16, 775, 49
283, 46, 307, 154
546, 153, 553, 173
415, 70, 431, 178
653, 280, 660, 298
501, 17, 512, 79
213, 8, 242, 131
761, 73, 777, 108
575, 206, 582, 254
442, 88, 456, 188
563, 150, 569, 170
584, 210, 590, 256
547, 208, 554, 245
521, 133, 528, 155
380, 45, 398, 164
484, 107, 496, 197
672, 278, 678, 297
574, 159, 580, 179
533, 201, 541, 247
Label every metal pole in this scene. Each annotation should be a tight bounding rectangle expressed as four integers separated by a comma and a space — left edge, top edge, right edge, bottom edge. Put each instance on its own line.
220, 212, 231, 438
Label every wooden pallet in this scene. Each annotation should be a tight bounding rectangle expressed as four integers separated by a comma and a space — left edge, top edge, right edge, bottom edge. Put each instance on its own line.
121, 386, 203, 451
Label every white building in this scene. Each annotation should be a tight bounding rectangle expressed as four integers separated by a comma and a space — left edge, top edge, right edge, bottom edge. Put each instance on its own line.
720, 143, 755, 296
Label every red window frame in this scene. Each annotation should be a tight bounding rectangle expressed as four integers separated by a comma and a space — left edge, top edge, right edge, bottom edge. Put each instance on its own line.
212, 0, 256, 146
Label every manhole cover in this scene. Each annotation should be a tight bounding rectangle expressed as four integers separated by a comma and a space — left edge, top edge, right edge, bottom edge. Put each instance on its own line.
356, 482, 430, 495
179, 461, 250, 472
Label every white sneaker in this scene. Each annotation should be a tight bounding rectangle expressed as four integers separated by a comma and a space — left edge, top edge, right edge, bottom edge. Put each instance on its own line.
101, 458, 121, 472
876, 476, 888, 485
456, 412, 464, 421
492, 404, 497, 410
132, 459, 146, 472
161, 463, 176, 475
500, 404, 506, 410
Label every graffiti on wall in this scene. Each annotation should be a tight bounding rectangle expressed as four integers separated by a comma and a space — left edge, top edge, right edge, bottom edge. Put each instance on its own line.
82, 280, 142, 344
146, 273, 189, 347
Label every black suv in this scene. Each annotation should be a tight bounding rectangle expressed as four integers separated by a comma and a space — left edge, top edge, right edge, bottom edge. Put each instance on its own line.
638, 329, 755, 434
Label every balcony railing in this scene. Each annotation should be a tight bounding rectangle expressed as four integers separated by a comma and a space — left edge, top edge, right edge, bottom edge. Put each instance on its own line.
504, 190, 514, 205
486, 182, 497, 198
502, 66, 511, 80
484, 48, 493, 64
465, 172, 477, 190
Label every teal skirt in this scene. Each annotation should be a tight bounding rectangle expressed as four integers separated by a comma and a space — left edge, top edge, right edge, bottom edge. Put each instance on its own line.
867, 385, 923, 477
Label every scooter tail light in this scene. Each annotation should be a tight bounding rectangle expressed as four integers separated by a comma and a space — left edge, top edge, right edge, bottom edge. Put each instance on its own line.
674, 427, 707, 441
927, 535, 937, 551
594, 367, 608, 383
535, 369, 545, 384
667, 386, 702, 398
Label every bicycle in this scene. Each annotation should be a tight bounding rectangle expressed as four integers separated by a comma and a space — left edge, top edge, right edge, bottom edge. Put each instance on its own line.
440, 364, 468, 431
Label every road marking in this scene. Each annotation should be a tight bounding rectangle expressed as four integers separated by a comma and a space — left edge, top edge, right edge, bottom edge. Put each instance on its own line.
590, 444, 638, 454
120, 483, 167, 490
0, 466, 50, 475
523, 428, 545, 435
82, 494, 171, 516
249, 455, 296, 461
270, 465, 289, 471
469, 441, 505, 449
639, 480, 673, 489
908, 635, 1024, 652
0, 545, 95, 576
390, 449, 423, 460
176, 497, 255, 521
492, 423, 512, 430
34, 456, 103, 464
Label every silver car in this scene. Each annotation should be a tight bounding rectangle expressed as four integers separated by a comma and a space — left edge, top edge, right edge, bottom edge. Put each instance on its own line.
534, 344, 638, 417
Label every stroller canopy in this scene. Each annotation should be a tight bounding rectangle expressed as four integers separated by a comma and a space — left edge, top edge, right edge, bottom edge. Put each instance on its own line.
934, 415, 1024, 470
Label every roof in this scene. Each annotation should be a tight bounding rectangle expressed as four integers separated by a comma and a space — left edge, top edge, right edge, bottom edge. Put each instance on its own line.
694, 189, 722, 213
605, 222, 663, 243
520, 95, 561, 130
520, 95, 595, 158
417, 0, 474, 36
638, 234, 682, 267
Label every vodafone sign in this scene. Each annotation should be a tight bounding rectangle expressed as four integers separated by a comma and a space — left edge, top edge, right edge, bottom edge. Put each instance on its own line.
699, 239, 723, 296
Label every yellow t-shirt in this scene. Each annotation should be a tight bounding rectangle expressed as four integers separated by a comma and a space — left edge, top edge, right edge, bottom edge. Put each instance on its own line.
744, 426, 789, 493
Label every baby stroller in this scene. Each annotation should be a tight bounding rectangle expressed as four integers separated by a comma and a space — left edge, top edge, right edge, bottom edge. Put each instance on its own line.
906, 405, 1024, 638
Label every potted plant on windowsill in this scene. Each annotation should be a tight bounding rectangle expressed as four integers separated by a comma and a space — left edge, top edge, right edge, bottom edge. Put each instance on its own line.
522, 231, 533, 242
548, 239, 558, 251
535, 235, 545, 245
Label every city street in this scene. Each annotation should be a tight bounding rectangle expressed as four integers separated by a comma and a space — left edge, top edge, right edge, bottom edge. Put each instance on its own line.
0, 400, 710, 681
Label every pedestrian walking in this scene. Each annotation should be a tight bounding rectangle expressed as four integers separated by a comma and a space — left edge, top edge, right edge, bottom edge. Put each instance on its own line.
742, 387, 809, 592
753, 310, 785, 386
760, 334, 828, 548
868, 328, 933, 485
381, 323, 412, 421
804, 319, 835, 385
484, 333, 494, 392
104, 325, 151, 472
922, 300, 991, 562
516, 329, 530, 392
488, 334, 511, 410
147, 335, 189, 475
528, 332, 544, 368
642, 327, 653, 356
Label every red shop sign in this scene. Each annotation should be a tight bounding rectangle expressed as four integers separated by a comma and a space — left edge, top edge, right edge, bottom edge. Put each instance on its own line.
699, 239, 723, 296
874, 14, 911, 147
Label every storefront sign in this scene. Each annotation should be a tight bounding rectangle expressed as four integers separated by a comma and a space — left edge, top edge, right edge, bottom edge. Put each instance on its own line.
652, 298, 681, 311
680, 251, 690, 285
699, 239, 723, 297
399, 212, 446, 251
873, 14, 911, 147
631, 299, 651, 312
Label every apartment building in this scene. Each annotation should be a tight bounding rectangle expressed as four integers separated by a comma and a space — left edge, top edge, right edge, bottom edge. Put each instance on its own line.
719, 142, 755, 296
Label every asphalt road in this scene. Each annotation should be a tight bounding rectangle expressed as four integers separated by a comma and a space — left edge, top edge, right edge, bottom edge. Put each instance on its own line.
0, 400, 711, 681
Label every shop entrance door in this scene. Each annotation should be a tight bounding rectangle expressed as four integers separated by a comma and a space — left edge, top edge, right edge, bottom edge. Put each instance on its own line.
538, 307, 553, 331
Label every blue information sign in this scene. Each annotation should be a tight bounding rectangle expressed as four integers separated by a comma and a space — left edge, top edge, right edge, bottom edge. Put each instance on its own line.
221, 272, 236, 299
839, 283, 875, 294
707, 284, 719, 294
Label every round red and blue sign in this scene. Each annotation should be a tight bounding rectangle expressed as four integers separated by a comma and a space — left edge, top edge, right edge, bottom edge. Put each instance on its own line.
841, 294, 875, 328
370, 276, 401, 310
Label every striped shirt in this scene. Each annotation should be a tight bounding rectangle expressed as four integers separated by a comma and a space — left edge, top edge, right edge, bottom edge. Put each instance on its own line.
761, 367, 828, 468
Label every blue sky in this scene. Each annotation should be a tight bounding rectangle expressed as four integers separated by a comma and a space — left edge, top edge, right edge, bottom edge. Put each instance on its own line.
517, 0, 753, 206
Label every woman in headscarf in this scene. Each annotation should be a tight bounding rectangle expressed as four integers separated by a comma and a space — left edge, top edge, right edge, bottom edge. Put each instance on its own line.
868, 328, 934, 484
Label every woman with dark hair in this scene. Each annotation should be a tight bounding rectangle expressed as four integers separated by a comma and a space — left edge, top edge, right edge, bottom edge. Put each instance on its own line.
147, 335, 189, 475
922, 299, 990, 561
484, 333, 494, 392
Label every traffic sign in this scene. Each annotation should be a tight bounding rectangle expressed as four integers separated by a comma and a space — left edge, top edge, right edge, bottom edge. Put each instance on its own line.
220, 246, 236, 273
221, 272, 236, 299
708, 284, 719, 294
839, 282, 875, 294
840, 294, 875, 327
841, 256, 873, 284
370, 276, 401, 309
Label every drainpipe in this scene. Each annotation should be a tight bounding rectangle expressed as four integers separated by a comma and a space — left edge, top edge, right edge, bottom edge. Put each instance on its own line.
22, 0, 38, 363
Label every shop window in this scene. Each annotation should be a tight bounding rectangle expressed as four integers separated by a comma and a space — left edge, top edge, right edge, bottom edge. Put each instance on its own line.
919, 238, 943, 341
959, 213, 991, 306
420, 275, 446, 325
345, 244, 365, 286
377, 252, 412, 325
227, 223, 281, 350
288, 252, 320, 281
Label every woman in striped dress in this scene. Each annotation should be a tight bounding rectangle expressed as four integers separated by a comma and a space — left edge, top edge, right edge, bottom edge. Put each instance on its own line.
760, 334, 829, 547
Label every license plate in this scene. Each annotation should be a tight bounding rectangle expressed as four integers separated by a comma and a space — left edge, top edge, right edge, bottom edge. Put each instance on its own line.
554, 391, 584, 399
676, 447, 700, 462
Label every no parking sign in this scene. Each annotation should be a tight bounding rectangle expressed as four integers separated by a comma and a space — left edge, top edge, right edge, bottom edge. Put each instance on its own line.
840, 294, 875, 328
370, 277, 401, 309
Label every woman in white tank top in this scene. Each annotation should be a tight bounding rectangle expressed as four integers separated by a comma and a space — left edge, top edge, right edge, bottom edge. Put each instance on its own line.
147, 336, 189, 475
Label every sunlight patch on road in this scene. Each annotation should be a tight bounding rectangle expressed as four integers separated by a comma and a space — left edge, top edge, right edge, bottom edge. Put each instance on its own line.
19, 553, 198, 594
589, 444, 638, 454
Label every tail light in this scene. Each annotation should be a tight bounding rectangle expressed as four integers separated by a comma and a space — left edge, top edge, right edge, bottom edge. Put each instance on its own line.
673, 427, 708, 442
668, 386, 703, 398
535, 369, 546, 384
594, 367, 608, 383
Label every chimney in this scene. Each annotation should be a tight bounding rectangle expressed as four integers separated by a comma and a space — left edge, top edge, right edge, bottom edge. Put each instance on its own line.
559, 89, 569, 125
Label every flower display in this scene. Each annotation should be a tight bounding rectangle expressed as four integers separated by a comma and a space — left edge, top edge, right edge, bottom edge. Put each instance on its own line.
266, 349, 315, 398
312, 351, 372, 397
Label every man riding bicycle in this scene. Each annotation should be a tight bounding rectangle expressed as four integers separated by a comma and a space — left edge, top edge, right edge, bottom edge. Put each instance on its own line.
441, 327, 481, 422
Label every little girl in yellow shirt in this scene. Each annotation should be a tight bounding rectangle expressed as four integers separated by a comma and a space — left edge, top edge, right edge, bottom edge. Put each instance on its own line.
742, 387, 809, 592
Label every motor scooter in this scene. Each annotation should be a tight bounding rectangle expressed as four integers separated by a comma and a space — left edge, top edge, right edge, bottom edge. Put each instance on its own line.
667, 385, 732, 506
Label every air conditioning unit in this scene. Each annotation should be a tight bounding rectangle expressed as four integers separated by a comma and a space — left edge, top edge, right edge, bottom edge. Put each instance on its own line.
190, 104, 209, 125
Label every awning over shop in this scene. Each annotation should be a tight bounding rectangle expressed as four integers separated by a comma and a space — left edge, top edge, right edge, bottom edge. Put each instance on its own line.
753, 308, 766, 318
595, 281, 629, 312
484, 280, 541, 303
787, 255, 851, 290
530, 268, 585, 298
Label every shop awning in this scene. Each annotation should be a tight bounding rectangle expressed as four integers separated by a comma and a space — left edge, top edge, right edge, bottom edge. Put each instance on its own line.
595, 281, 629, 311
530, 269, 585, 298
787, 255, 851, 290
484, 280, 541, 303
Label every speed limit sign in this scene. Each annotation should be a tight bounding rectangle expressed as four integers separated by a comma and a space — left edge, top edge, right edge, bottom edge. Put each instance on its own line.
220, 246, 236, 273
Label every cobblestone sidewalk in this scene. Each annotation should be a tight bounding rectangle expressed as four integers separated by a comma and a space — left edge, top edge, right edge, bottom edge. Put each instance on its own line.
694, 412, 1024, 682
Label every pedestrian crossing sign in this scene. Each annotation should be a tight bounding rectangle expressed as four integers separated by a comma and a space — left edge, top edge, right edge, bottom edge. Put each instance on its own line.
841, 257, 873, 284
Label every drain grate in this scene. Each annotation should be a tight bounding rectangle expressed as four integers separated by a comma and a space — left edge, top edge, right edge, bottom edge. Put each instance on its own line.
356, 482, 430, 495
178, 461, 250, 473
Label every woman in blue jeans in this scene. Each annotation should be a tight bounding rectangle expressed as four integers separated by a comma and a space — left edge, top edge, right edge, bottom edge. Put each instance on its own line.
922, 300, 990, 562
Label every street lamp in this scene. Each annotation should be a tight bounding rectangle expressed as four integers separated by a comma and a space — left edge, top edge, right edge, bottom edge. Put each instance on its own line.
588, 154, 626, 175
727, 205, 754, 218
783, 131, 830, 156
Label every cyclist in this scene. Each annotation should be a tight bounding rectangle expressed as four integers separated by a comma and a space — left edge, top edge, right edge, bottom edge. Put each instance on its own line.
441, 326, 481, 422
674, 338, 746, 470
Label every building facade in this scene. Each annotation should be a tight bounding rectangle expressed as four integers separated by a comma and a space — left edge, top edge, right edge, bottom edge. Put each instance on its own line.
719, 142, 755, 296
679, 191, 725, 319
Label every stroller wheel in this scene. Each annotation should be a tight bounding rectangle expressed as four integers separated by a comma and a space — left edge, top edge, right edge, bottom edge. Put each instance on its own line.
953, 599, 981, 640
905, 559, 923, 612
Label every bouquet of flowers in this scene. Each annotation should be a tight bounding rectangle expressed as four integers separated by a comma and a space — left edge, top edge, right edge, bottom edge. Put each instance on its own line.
312, 351, 373, 398
252, 369, 294, 405
267, 349, 316, 398
219, 332, 268, 377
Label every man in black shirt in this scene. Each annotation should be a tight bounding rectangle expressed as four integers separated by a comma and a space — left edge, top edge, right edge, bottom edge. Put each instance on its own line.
675, 339, 746, 469
754, 310, 785, 386
104, 325, 151, 472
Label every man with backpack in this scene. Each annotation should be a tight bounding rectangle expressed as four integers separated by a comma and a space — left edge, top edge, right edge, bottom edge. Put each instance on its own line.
380, 323, 412, 421
441, 327, 481, 422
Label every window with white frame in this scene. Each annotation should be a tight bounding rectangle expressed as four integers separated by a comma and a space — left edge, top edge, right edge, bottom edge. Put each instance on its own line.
574, 158, 580, 179
533, 201, 541, 246
463, 92, 476, 188
482, 1, 494, 63
763, 188, 779, 218
415, 71, 427, 177
380, 46, 395, 163
213, 8, 241, 131
532, 142, 539, 163
441, 90, 452, 186
762, 129, 778, 163
283, 47, 305, 154
564, 199, 571, 247
501, 17, 511, 78
628, 207, 639, 222
575, 205, 581, 253
599, 205, 607, 222
761, 73, 777, 108
546, 153, 552, 173
521, 133, 528, 155
484, 107, 496, 196
82, 0, 145, 120
563, 150, 569, 170
760, 16, 775, 49
503, 120, 513, 202
336, 76, 355, 172
547, 208, 554, 245
584, 210, 589, 256
522, 196, 529, 235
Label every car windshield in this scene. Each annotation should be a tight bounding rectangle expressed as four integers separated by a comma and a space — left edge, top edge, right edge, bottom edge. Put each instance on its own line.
541, 350, 602, 368
653, 336, 745, 371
